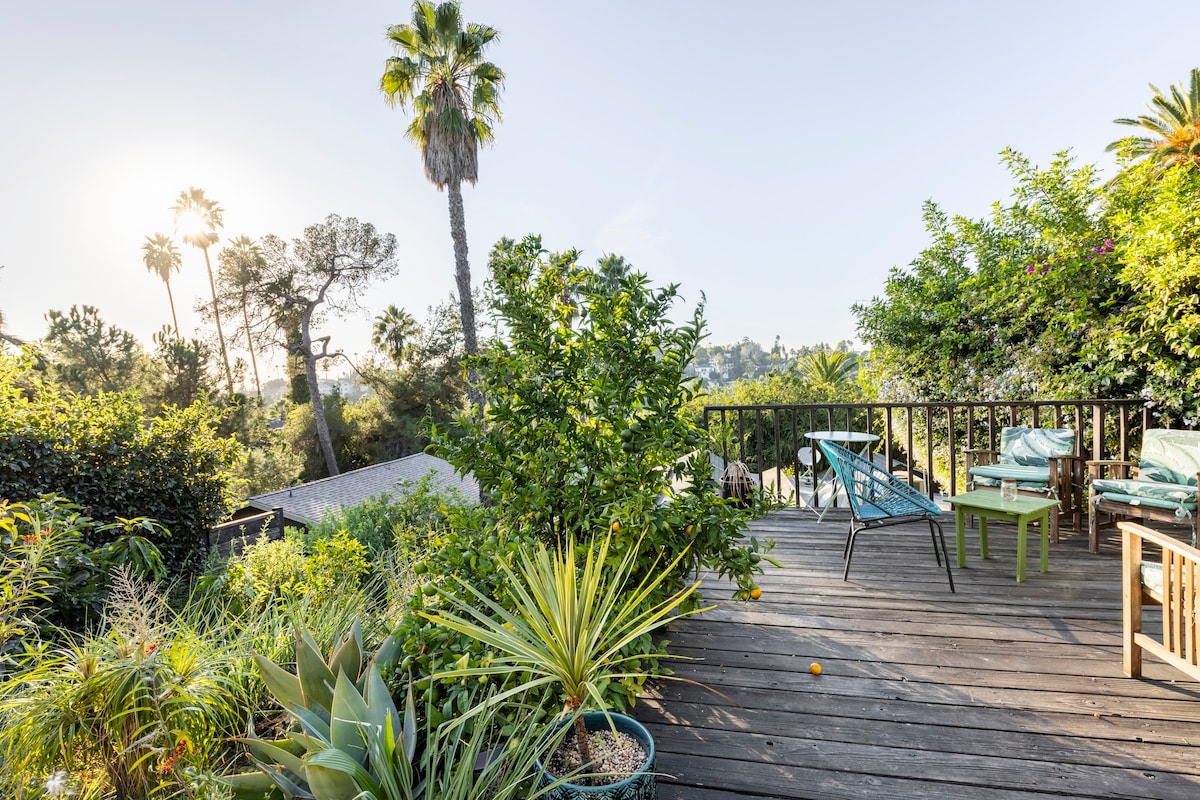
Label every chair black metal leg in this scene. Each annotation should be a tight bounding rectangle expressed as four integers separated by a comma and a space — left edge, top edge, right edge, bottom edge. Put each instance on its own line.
843, 523, 854, 559
932, 520, 955, 593
843, 526, 860, 581
928, 520, 943, 566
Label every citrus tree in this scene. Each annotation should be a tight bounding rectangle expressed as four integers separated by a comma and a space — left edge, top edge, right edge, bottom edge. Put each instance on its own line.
432, 235, 775, 601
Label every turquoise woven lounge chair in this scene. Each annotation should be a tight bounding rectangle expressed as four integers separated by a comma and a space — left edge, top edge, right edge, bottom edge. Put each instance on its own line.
1089, 429, 1200, 553
818, 440, 954, 592
965, 426, 1083, 541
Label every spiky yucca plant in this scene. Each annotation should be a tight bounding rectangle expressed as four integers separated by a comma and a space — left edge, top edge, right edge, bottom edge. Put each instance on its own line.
423, 533, 707, 768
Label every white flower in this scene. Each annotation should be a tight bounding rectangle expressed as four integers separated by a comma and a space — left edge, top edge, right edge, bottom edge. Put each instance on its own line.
45, 771, 69, 798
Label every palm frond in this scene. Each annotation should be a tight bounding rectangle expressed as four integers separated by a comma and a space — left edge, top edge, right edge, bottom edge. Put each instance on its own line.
1109, 68, 1200, 168
380, 0, 503, 187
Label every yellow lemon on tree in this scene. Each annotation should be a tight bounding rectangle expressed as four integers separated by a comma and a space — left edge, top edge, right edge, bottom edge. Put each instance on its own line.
749, 587, 762, 600
611, 521, 621, 533
809, 662, 822, 675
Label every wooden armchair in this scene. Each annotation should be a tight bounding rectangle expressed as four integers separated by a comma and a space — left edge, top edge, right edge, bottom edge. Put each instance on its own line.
1120, 521, 1200, 682
964, 426, 1084, 542
1089, 429, 1200, 553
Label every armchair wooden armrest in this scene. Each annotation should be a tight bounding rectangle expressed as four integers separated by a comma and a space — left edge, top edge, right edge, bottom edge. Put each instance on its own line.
1088, 459, 1134, 480
1120, 521, 1200, 681
963, 447, 999, 470
1048, 454, 1085, 493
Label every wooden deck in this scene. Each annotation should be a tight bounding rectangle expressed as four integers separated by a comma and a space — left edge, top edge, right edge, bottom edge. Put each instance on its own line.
634, 508, 1200, 800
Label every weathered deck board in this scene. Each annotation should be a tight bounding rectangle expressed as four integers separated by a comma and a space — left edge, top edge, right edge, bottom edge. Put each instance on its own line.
634, 508, 1200, 800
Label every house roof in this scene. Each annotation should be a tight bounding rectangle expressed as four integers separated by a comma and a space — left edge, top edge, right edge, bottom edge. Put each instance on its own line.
245, 453, 478, 527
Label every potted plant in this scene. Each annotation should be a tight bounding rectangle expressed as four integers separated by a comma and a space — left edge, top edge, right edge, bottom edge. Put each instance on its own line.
423, 532, 708, 798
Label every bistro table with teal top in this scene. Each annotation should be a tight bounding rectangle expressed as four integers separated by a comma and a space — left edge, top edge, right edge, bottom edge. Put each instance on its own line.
947, 490, 1061, 582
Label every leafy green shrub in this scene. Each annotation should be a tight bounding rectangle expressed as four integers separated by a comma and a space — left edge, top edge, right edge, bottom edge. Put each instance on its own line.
432, 235, 777, 601
305, 530, 371, 600
204, 528, 371, 619
0, 352, 241, 575
222, 534, 310, 609
0, 495, 166, 635
390, 510, 533, 729
301, 475, 474, 555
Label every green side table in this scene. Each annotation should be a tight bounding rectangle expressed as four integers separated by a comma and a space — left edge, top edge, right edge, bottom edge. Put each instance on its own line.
947, 490, 1061, 582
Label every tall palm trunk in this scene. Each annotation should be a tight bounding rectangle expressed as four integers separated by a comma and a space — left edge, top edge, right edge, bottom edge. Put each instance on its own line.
240, 294, 262, 399
202, 246, 235, 394
447, 181, 482, 410
164, 281, 180, 337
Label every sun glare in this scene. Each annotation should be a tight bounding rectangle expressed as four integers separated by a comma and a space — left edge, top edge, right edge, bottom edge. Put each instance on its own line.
176, 209, 207, 238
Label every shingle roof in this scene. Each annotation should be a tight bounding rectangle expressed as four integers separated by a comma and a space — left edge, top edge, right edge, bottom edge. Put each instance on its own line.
245, 453, 478, 527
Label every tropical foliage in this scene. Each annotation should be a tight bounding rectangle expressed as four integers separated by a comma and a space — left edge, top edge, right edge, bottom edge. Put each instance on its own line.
855, 139, 1200, 423
0, 573, 249, 799
425, 533, 703, 764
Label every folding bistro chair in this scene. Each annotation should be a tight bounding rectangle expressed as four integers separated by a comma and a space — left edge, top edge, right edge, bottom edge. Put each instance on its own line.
818, 440, 955, 592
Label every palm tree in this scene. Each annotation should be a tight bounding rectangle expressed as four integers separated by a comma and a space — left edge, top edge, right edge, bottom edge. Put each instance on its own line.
219, 235, 265, 399
171, 186, 234, 394
1107, 68, 1200, 169
380, 0, 504, 409
797, 350, 858, 389
140, 233, 183, 336
372, 304, 420, 367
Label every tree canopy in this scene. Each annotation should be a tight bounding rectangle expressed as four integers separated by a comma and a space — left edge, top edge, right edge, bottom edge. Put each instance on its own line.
240, 215, 400, 476
855, 145, 1200, 423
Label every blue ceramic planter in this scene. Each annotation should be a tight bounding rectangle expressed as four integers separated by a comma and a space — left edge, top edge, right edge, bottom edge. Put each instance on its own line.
536, 711, 656, 800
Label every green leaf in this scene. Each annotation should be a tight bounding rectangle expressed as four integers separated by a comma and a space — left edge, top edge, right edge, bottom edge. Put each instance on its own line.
328, 671, 369, 766
362, 663, 402, 751
303, 755, 366, 800
296, 628, 337, 712
254, 652, 305, 711
327, 621, 363, 684
222, 770, 286, 800
246, 757, 311, 799
243, 738, 308, 782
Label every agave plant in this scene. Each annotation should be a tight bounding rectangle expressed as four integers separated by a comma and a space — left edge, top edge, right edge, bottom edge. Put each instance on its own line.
423, 533, 707, 767
228, 621, 398, 798
231, 621, 567, 800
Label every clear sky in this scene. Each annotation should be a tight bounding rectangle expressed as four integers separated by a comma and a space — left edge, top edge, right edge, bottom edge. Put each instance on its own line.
1, 1, 1197, 381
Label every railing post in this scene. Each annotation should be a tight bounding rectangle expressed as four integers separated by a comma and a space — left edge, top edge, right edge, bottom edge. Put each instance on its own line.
924, 407, 935, 498
946, 406, 957, 496
1119, 404, 1129, 461
884, 406, 894, 472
